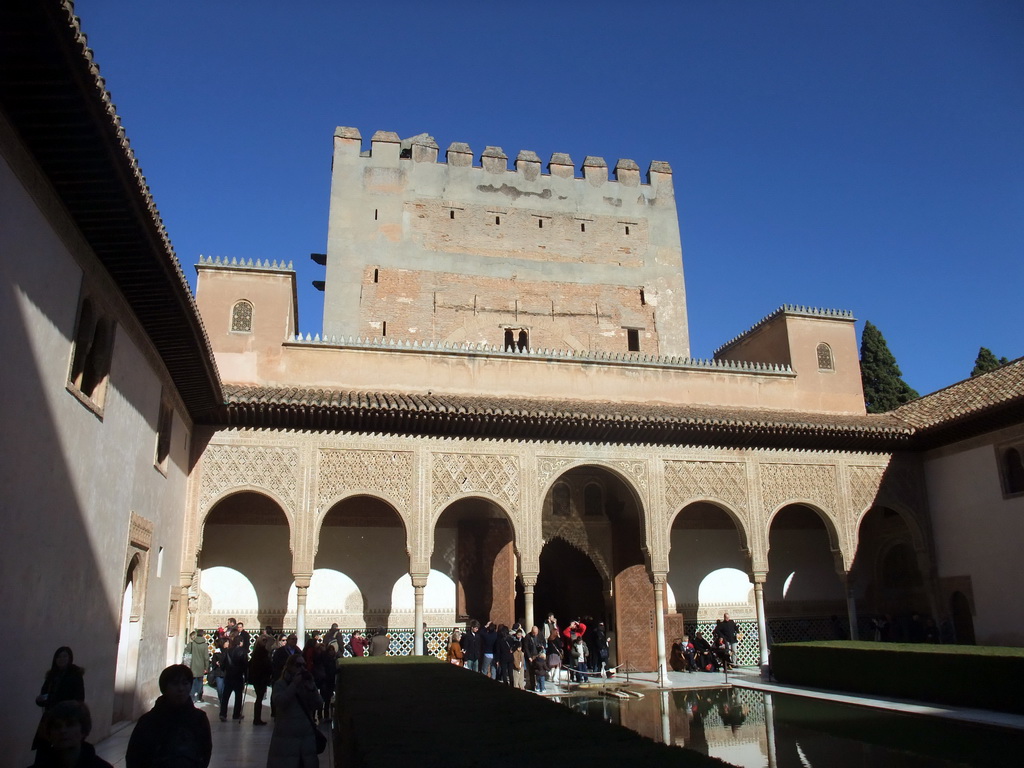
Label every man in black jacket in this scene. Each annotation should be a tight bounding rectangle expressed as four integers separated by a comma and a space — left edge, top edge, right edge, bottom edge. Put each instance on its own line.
460, 620, 482, 672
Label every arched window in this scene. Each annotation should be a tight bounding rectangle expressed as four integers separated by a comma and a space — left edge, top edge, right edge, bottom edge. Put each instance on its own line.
504, 328, 529, 352
231, 300, 253, 332
816, 342, 834, 371
1003, 448, 1024, 494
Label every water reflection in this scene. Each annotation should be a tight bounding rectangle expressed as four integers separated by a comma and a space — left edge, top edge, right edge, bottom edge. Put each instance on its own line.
559, 687, 1023, 767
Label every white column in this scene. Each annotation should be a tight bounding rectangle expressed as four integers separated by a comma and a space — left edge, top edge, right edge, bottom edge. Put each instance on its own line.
845, 574, 859, 640
764, 692, 778, 768
753, 573, 770, 676
413, 581, 426, 655
653, 576, 668, 686
522, 576, 536, 630
296, 585, 308, 642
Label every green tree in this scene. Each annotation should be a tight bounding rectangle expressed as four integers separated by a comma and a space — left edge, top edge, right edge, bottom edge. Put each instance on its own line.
971, 347, 1009, 377
860, 321, 920, 413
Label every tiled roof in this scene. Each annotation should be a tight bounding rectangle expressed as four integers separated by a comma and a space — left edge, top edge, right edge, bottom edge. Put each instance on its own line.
218, 385, 911, 450
892, 357, 1024, 443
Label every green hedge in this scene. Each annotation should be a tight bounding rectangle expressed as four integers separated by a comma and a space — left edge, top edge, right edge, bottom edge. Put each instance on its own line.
771, 641, 1024, 713
333, 657, 728, 767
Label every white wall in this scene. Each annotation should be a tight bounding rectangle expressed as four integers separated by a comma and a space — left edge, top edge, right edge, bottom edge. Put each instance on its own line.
924, 427, 1024, 646
1, 132, 192, 762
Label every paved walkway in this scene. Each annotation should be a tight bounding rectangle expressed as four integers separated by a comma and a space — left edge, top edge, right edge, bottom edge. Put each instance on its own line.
94, 666, 1024, 767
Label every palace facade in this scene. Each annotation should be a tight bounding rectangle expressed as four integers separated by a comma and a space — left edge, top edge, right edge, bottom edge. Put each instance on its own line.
2, 2, 1022, 763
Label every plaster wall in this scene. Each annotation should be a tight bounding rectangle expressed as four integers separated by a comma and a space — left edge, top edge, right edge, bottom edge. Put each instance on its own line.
0, 131, 192, 761
923, 425, 1024, 646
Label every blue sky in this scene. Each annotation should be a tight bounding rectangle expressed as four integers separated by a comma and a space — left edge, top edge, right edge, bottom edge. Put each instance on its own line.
76, 0, 1022, 397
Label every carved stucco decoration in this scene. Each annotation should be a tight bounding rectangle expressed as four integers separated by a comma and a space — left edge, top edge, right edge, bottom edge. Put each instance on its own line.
848, 464, 887, 515
760, 462, 851, 569
663, 460, 748, 520
430, 452, 520, 514
198, 444, 300, 517
316, 449, 413, 513
536, 457, 574, 489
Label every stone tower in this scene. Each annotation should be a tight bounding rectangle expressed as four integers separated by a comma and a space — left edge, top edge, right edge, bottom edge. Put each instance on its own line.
322, 128, 690, 357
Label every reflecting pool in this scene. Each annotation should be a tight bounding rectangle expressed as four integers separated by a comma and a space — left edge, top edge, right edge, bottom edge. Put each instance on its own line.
558, 687, 1023, 767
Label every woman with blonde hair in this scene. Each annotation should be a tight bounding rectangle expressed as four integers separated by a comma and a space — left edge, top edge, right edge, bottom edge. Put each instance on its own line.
446, 629, 464, 666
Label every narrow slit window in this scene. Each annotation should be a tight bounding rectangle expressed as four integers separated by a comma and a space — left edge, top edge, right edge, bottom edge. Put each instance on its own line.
580, 222, 586, 233
450, 210, 455, 219
374, 209, 378, 220
381, 321, 387, 337
625, 225, 630, 235
495, 216, 501, 225
373, 268, 379, 283
627, 328, 640, 352
640, 289, 646, 306
538, 219, 543, 228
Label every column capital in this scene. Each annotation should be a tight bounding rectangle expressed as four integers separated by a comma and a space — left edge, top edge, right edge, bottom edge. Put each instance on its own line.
410, 576, 428, 589
750, 571, 768, 584
293, 573, 312, 589
652, 572, 668, 586
520, 574, 538, 588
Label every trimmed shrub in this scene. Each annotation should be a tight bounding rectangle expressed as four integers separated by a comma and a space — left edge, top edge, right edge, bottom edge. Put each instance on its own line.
771, 641, 1024, 713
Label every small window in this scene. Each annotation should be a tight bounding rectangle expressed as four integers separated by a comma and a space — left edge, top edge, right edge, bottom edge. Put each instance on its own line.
817, 342, 834, 371
625, 225, 630, 235
495, 216, 501, 225
627, 328, 640, 352
154, 397, 173, 471
382, 321, 387, 337
374, 209, 378, 220
373, 268, 379, 283
504, 328, 529, 352
640, 288, 646, 306
1003, 447, 1024, 495
450, 210, 455, 219
580, 222, 586, 233
68, 297, 115, 407
231, 300, 253, 333
538, 219, 543, 228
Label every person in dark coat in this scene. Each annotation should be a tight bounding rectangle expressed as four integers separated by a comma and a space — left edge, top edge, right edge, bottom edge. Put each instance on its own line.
126, 664, 212, 768
32, 701, 111, 768
248, 639, 273, 726
460, 621, 482, 672
33, 647, 86, 753
218, 637, 248, 722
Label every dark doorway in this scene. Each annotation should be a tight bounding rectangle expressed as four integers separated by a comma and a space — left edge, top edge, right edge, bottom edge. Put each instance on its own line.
950, 591, 975, 645
534, 538, 605, 629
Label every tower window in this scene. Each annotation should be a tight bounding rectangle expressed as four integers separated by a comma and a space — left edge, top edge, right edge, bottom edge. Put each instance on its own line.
374, 209, 378, 220
538, 219, 543, 228
627, 329, 640, 352
817, 342, 834, 371
504, 328, 529, 352
373, 268, 379, 283
625, 225, 630, 235
640, 288, 646, 306
580, 222, 586, 233
450, 210, 455, 219
231, 300, 253, 332
381, 321, 387, 337
495, 216, 501, 225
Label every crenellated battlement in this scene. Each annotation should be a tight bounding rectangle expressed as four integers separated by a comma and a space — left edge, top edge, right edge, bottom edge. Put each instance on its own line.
333, 126, 672, 186
197, 254, 295, 272
714, 304, 856, 357
286, 332, 793, 375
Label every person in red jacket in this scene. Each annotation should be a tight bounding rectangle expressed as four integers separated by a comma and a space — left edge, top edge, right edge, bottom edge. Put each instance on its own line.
348, 630, 368, 657
562, 618, 587, 642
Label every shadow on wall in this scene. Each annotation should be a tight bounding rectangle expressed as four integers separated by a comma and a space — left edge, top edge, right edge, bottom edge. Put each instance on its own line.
1, 281, 124, 764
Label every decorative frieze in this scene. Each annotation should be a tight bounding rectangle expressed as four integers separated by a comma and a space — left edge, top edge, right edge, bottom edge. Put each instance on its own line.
759, 462, 838, 516
663, 460, 748, 517
430, 452, 520, 513
317, 449, 414, 512
198, 444, 300, 515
